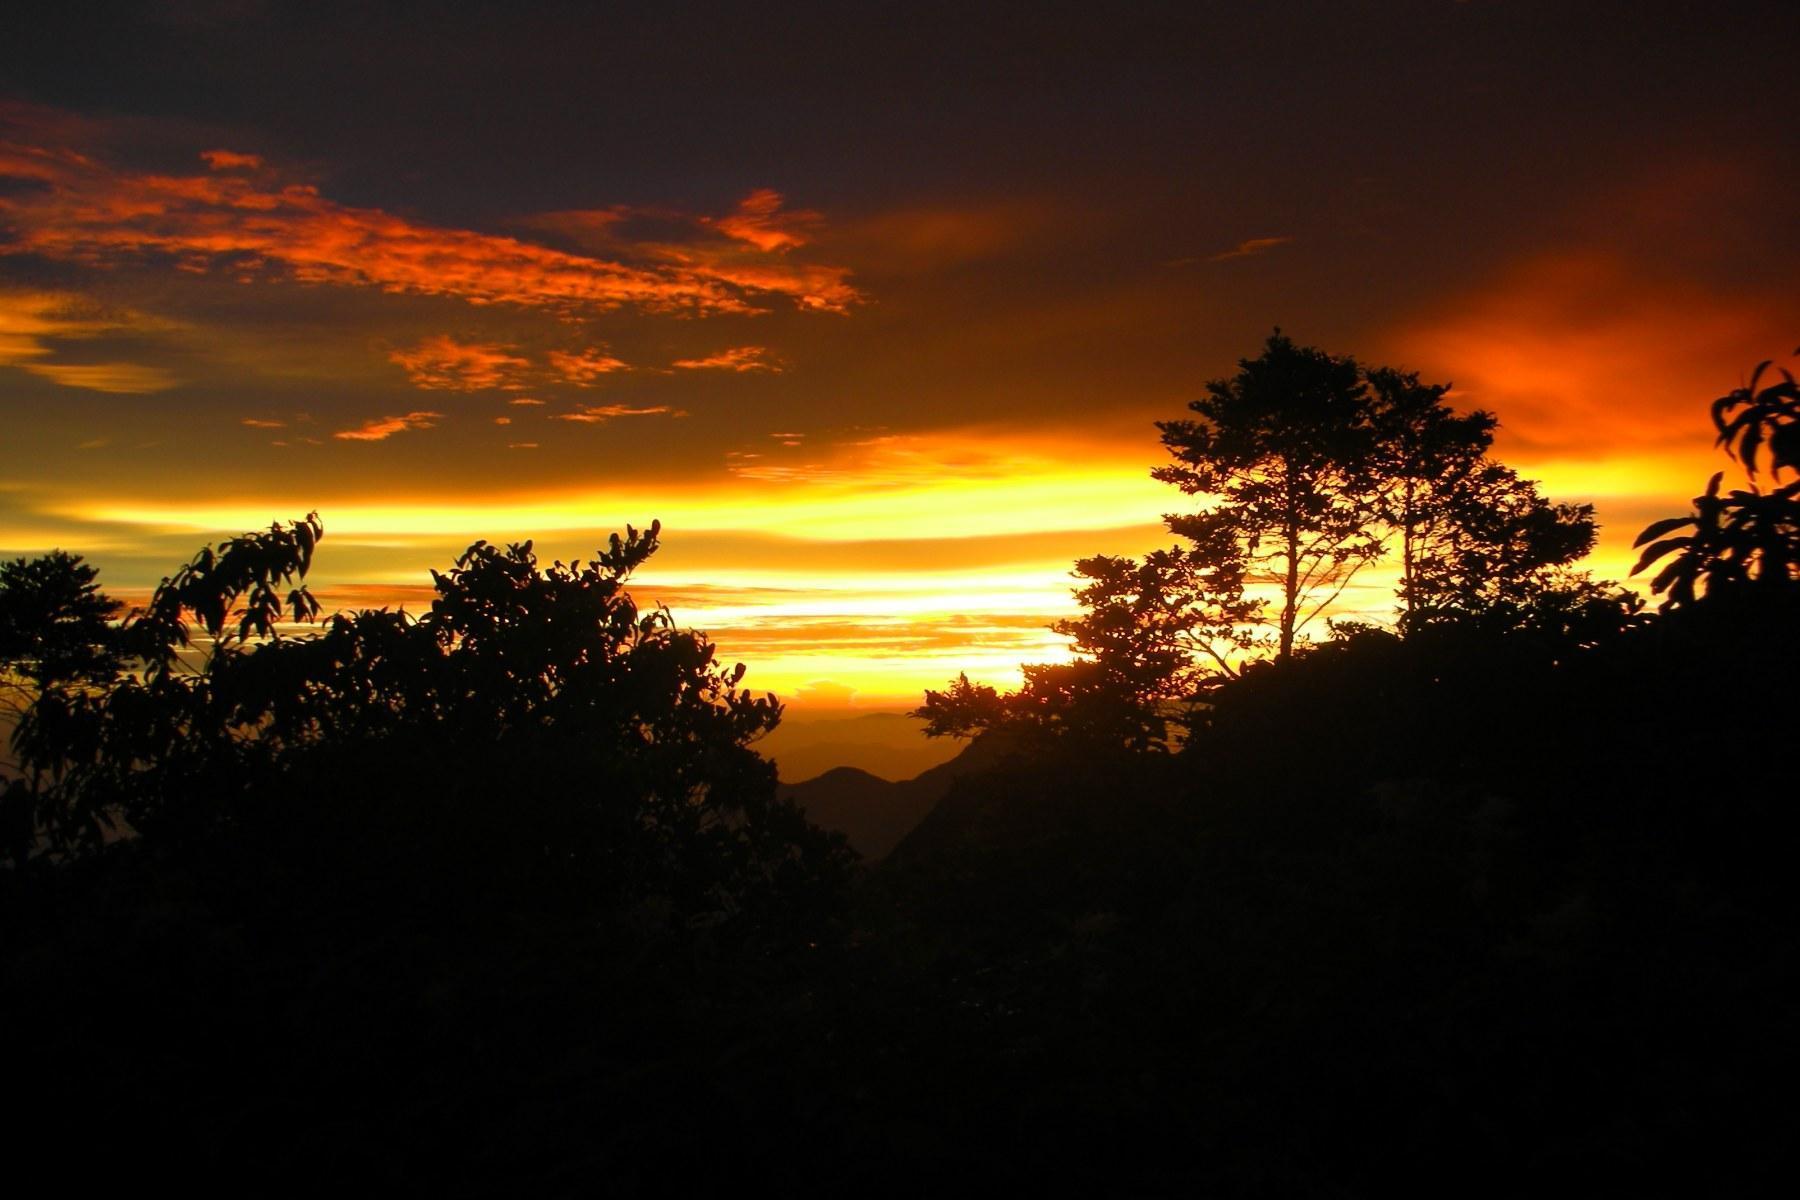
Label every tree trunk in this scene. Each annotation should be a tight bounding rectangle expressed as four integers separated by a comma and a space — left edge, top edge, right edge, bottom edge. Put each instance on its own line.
1280, 518, 1299, 660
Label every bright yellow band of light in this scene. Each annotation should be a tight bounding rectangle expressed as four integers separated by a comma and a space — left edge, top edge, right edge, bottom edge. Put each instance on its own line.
36, 434, 1703, 706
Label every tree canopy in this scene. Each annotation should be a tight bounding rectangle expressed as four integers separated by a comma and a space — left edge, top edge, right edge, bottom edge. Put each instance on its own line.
1155, 331, 1381, 662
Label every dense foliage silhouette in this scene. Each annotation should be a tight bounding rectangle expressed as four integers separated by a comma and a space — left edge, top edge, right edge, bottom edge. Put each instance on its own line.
3, 346, 1796, 1194
1635, 351, 1800, 613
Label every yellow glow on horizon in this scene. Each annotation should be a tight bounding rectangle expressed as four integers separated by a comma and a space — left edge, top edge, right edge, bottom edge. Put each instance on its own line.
56, 432, 1171, 548
15, 426, 1722, 707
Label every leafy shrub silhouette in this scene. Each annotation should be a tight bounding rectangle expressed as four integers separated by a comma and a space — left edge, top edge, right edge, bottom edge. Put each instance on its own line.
1634, 352, 1800, 611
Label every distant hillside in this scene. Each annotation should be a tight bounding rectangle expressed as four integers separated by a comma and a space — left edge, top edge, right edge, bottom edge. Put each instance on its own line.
758, 709, 960, 783
777, 733, 1015, 860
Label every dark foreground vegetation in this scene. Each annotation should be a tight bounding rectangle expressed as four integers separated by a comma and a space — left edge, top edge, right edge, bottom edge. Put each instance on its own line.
3, 343, 1796, 1194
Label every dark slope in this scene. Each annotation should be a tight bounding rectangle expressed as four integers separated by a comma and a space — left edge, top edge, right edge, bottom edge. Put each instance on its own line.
760, 711, 959, 783
777, 733, 1017, 860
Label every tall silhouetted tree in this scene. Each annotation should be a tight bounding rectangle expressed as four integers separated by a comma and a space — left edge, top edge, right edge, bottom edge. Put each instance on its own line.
1365, 365, 1494, 619
1367, 366, 1598, 628
920, 334, 1614, 753
1156, 331, 1381, 661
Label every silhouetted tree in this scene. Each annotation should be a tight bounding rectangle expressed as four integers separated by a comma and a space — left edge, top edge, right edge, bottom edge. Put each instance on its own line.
1634, 352, 1800, 611
915, 672, 1006, 739
916, 540, 1256, 751
0, 551, 125, 698
1365, 366, 1598, 629
10, 517, 849, 932
922, 337, 1618, 753
1156, 331, 1382, 661
7, 514, 324, 857
1, 551, 127, 859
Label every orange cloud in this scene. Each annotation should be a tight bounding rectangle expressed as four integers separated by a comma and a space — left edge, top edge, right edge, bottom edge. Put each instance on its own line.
242, 417, 286, 428
551, 404, 679, 424
0, 119, 861, 316
1385, 249, 1799, 583
333, 411, 443, 441
707, 188, 820, 253
509, 397, 545, 406
200, 149, 263, 171
672, 345, 781, 372
546, 346, 630, 384
522, 191, 861, 313
388, 335, 530, 390
1387, 252, 1794, 455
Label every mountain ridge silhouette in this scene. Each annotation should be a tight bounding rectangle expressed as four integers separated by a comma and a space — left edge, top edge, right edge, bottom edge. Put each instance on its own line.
775, 732, 1017, 859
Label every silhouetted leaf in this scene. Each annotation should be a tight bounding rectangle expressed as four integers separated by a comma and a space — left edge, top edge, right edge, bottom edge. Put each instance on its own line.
1633, 517, 1695, 547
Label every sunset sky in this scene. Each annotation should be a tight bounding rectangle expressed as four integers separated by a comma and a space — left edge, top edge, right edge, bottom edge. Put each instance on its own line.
3, 1, 1795, 705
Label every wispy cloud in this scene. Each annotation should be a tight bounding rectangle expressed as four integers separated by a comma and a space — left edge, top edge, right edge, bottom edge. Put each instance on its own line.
388, 334, 531, 391
1206, 236, 1292, 263
546, 346, 630, 384
22, 362, 178, 393
241, 417, 286, 428
0, 110, 863, 317
551, 404, 679, 424
0, 289, 178, 393
333, 411, 443, 441
672, 345, 781, 373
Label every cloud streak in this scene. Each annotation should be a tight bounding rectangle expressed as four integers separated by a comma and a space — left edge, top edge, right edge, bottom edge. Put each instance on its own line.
550, 404, 680, 424
672, 345, 781, 373
1206, 236, 1292, 263
333, 411, 443, 441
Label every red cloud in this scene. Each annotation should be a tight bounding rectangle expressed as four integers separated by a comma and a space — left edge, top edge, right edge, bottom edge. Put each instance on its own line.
522, 191, 860, 313
200, 149, 263, 172
672, 345, 781, 373
333, 411, 443, 441
388, 335, 530, 390
546, 347, 630, 384
0, 121, 861, 316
